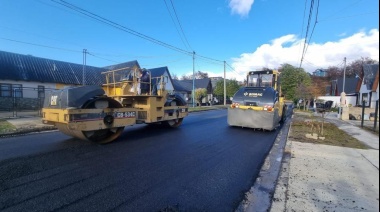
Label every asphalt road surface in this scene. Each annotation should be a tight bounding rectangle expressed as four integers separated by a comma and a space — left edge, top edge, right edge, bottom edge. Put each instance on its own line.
0, 109, 281, 212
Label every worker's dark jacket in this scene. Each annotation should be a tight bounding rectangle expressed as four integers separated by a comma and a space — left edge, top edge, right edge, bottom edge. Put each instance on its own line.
140, 71, 150, 93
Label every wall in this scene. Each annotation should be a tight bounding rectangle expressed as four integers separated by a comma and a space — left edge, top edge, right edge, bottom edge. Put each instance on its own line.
317, 96, 357, 107
358, 81, 379, 108
153, 72, 174, 92
0, 80, 58, 98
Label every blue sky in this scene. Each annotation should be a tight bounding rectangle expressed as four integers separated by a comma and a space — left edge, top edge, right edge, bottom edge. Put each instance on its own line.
0, 0, 378, 81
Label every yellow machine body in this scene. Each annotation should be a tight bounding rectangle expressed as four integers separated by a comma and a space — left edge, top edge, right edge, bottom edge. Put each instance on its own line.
42, 67, 188, 143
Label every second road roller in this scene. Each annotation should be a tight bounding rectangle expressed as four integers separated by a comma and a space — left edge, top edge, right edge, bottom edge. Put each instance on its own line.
227, 69, 287, 130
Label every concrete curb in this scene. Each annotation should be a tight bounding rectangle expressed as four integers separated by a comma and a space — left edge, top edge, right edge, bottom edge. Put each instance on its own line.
236, 114, 292, 211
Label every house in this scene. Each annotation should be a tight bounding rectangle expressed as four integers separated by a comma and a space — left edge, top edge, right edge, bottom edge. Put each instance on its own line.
146, 66, 175, 93
173, 78, 213, 106
0, 50, 106, 91
320, 63, 379, 109
0, 50, 178, 111
312, 68, 328, 77
330, 77, 359, 96
357, 64, 379, 108
0, 50, 107, 110
327, 77, 360, 106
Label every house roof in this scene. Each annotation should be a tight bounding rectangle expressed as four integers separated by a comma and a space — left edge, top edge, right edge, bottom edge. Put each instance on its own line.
172, 80, 191, 92
362, 63, 379, 91
336, 77, 359, 95
103, 60, 140, 72
173, 78, 212, 92
146, 66, 174, 86
210, 77, 223, 88
0, 50, 106, 85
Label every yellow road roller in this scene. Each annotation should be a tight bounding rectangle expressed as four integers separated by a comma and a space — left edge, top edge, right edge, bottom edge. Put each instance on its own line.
227, 70, 287, 130
42, 67, 188, 143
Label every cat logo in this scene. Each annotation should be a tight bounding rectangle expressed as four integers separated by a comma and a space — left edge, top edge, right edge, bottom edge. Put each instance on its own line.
50, 95, 58, 106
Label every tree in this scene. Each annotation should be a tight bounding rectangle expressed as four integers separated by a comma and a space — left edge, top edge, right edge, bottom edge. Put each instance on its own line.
326, 66, 342, 80
326, 57, 378, 80
213, 79, 240, 99
172, 73, 179, 80
180, 74, 192, 80
195, 88, 207, 107
279, 64, 311, 101
307, 76, 329, 110
180, 71, 209, 80
346, 57, 378, 77
195, 71, 209, 79
310, 76, 329, 97
294, 83, 312, 110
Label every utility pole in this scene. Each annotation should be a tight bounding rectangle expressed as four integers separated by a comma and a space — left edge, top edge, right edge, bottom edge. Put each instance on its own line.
342, 57, 346, 93
224, 61, 226, 105
192, 51, 195, 107
339, 57, 347, 119
82, 49, 87, 85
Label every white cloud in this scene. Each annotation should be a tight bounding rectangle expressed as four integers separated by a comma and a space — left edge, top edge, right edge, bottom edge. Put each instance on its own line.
229, 29, 379, 81
228, 0, 254, 18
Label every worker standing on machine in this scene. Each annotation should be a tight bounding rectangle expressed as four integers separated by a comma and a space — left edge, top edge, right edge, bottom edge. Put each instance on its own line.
140, 68, 150, 95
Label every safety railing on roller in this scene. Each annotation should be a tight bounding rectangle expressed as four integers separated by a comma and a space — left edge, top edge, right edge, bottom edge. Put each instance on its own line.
101, 67, 168, 97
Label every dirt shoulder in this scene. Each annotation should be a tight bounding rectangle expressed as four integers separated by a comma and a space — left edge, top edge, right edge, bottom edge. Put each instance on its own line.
289, 111, 368, 149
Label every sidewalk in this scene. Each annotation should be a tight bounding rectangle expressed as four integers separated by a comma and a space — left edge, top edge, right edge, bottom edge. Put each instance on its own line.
271, 112, 379, 212
0, 111, 56, 136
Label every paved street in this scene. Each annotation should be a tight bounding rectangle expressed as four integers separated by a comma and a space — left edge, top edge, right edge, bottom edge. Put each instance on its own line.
0, 110, 283, 211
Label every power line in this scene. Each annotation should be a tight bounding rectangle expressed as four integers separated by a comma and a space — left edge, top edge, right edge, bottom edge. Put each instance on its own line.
319, 0, 363, 21
319, 12, 378, 22
86, 52, 121, 63
51, 0, 193, 56
225, 62, 241, 76
299, 0, 308, 59
197, 54, 224, 63
196, 56, 224, 66
299, 0, 315, 68
51, 0, 224, 67
163, 0, 189, 51
299, 0, 320, 69
0, 37, 81, 53
304, 0, 320, 59
169, 0, 192, 50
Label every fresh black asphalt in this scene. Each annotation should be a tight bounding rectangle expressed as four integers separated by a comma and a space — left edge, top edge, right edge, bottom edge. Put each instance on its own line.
0, 109, 281, 211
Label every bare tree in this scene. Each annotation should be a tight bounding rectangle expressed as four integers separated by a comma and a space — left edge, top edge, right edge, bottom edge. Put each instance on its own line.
180, 74, 192, 80
172, 73, 179, 80
346, 57, 378, 77
195, 71, 209, 79
326, 66, 342, 80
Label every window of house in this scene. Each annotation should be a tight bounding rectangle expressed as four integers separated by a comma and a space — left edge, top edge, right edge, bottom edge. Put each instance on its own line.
0, 84, 23, 97
13, 84, 23, 98
362, 93, 368, 103
0, 84, 11, 97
